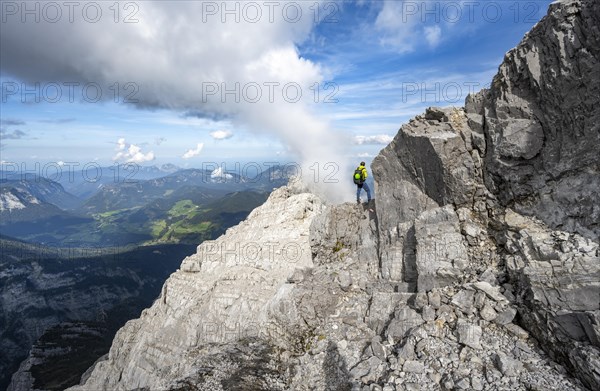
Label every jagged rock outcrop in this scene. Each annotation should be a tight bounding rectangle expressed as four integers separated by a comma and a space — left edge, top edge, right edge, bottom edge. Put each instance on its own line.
68, 180, 327, 390
373, 105, 490, 291
373, 105, 493, 293
66, 1, 599, 390
467, 0, 600, 240
502, 209, 600, 389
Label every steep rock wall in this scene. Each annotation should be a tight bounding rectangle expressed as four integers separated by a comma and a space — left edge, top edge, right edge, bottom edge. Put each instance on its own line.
470, 0, 600, 239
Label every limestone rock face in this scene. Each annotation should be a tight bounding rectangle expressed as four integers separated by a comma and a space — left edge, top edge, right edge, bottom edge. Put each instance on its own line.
503, 209, 600, 388
68, 181, 326, 391
467, 0, 600, 240
372, 106, 480, 227
372, 107, 487, 290
414, 205, 469, 292
66, 1, 600, 390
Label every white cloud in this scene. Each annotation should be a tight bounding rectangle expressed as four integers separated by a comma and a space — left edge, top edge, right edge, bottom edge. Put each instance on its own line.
1, 1, 355, 202
182, 143, 204, 159
210, 167, 233, 180
113, 138, 155, 163
374, 1, 445, 53
354, 135, 394, 145
374, 1, 419, 53
210, 130, 233, 140
117, 138, 126, 150
424, 25, 442, 48
1, 3, 324, 111
357, 152, 373, 158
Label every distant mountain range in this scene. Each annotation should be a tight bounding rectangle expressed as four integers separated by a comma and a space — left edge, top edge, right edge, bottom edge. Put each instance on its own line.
0, 165, 294, 246
0, 176, 81, 210
1, 163, 179, 199
56, 163, 183, 199
0, 178, 84, 227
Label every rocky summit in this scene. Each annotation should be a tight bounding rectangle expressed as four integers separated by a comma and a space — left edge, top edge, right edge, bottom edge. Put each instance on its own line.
44, 1, 600, 390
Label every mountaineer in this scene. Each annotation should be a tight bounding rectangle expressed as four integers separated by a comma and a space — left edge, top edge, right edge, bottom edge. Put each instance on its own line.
353, 161, 372, 204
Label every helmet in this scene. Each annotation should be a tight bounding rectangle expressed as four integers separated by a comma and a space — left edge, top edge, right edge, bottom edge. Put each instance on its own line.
360, 161, 366, 166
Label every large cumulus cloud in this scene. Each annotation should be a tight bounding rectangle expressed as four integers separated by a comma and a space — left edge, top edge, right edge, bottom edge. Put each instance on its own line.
1, 0, 354, 201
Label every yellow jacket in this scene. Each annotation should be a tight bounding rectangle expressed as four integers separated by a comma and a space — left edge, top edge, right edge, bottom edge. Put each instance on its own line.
357, 165, 368, 180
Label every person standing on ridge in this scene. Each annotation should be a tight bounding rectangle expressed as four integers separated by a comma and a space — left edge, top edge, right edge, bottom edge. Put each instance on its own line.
353, 161, 371, 204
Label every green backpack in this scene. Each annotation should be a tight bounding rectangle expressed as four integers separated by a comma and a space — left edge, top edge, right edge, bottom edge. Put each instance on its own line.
353, 168, 364, 184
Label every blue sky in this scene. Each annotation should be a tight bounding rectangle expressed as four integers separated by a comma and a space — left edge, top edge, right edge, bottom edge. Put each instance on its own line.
1, 0, 552, 172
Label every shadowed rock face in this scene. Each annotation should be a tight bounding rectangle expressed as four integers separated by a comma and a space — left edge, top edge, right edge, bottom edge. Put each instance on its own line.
470, 0, 600, 240
54, 1, 599, 391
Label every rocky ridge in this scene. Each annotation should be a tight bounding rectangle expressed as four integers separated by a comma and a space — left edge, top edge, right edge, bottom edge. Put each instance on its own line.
62, 1, 598, 390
